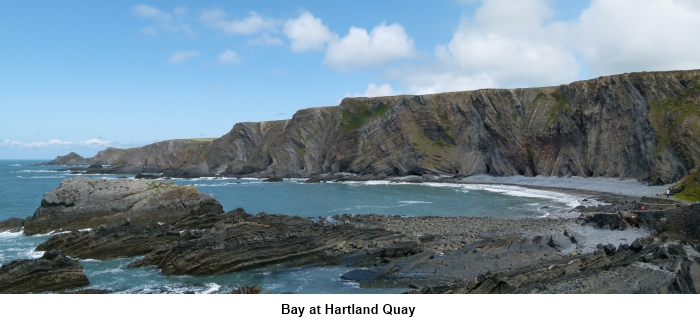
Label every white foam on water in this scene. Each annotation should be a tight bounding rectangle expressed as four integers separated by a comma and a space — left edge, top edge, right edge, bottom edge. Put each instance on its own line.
25, 250, 44, 258
462, 175, 665, 197
8, 164, 22, 166
398, 200, 432, 204
12, 169, 62, 173
342, 180, 597, 210
89, 267, 125, 275
28, 176, 66, 179
0, 230, 24, 238
198, 283, 221, 294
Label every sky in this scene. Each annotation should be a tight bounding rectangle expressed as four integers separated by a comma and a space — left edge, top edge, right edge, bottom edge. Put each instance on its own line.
2, 0, 700, 159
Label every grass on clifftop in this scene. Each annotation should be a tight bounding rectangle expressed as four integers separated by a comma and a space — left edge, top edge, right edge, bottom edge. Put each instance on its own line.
672, 169, 700, 202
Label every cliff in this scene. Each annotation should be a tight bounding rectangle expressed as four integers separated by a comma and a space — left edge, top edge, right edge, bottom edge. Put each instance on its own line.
71, 69, 700, 184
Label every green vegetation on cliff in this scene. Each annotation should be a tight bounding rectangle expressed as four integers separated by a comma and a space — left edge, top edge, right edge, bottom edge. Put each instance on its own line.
648, 84, 700, 153
342, 103, 389, 134
672, 169, 700, 202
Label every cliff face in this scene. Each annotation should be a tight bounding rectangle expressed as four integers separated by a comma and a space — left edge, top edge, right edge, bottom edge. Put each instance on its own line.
87, 139, 214, 176
83, 70, 700, 184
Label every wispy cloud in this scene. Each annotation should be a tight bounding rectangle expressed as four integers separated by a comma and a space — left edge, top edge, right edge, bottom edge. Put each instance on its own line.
200, 9, 279, 35
169, 50, 200, 64
1, 138, 112, 148
131, 4, 195, 36
248, 33, 284, 46
82, 138, 112, 146
217, 50, 241, 65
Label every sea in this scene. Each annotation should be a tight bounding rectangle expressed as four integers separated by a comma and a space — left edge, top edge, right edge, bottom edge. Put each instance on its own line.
0, 160, 665, 294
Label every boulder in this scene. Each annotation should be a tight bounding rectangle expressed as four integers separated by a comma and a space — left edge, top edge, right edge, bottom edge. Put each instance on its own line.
23, 177, 224, 235
0, 251, 89, 293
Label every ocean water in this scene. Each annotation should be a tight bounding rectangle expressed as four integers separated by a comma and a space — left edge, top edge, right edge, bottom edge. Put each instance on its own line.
0, 159, 652, 293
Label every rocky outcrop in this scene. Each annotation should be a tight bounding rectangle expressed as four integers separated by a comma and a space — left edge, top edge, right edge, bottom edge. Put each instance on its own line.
35, 210, 233, 260
40, 152, 88, 165
0, 251, 89, 293
0, 218, 24, 233
23, 177, 223, 235
35, 223, 182, 260
133, 209, 410, 275
412, 238, 700, 294
71, 69, 700, 184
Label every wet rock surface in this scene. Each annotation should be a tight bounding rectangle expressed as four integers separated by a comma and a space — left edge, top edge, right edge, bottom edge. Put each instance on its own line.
13, 177, 700, 294
136, 210, 410, 275
35, 223, 182, 260
0, 251, 89, 294
229, 285, 262, 294
23, 177, 223, 235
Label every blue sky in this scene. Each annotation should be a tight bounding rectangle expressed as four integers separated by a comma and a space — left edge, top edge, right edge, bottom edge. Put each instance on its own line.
2, 0, 699, 159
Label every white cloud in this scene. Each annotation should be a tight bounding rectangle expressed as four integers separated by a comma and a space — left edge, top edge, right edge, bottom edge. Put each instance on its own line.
387, 0, 700, 94
82, 138, 112, 146
248, 33, 284, 46
131, 4, 195, 36
346, 83, 397, 98
132, 4, 168, 20
218, 50, 241, 65
200, 9, 278, 35
325, 23, 417, 71
386, 0, 577, 93
283, 12, 335, 52
1, 139, 74, 148
1, 138, 113, 148
571, 0, 700, 76
169, 50, 200, 64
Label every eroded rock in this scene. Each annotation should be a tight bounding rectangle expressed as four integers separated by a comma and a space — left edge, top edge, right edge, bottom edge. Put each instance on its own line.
24, 177, 223, 235
0, 251, 89, 293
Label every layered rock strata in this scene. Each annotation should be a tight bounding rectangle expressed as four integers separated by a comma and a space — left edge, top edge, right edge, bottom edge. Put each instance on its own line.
0, 251, 89, 293
134, 210, 413, 275
46, 70, 700, 185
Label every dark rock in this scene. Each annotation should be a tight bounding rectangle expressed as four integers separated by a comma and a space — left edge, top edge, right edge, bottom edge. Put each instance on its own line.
0, 251, 89, 293
547, 233, 572, 252
40, 152, 88, 165
579, 213, 630, 230
603, 244, 617, 255
137, 211, 406, 275
0, 218, 24, 233
341, 269, 384, 281
135, 173, 161, 179
263, 176, 283, 182
35, 223, 182, 260
229, 285, 262, 294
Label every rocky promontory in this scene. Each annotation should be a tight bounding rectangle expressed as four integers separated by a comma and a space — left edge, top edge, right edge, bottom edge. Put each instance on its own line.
23, 177, 223, 235
44, 69, 700, 186
0, 251, 89, 294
